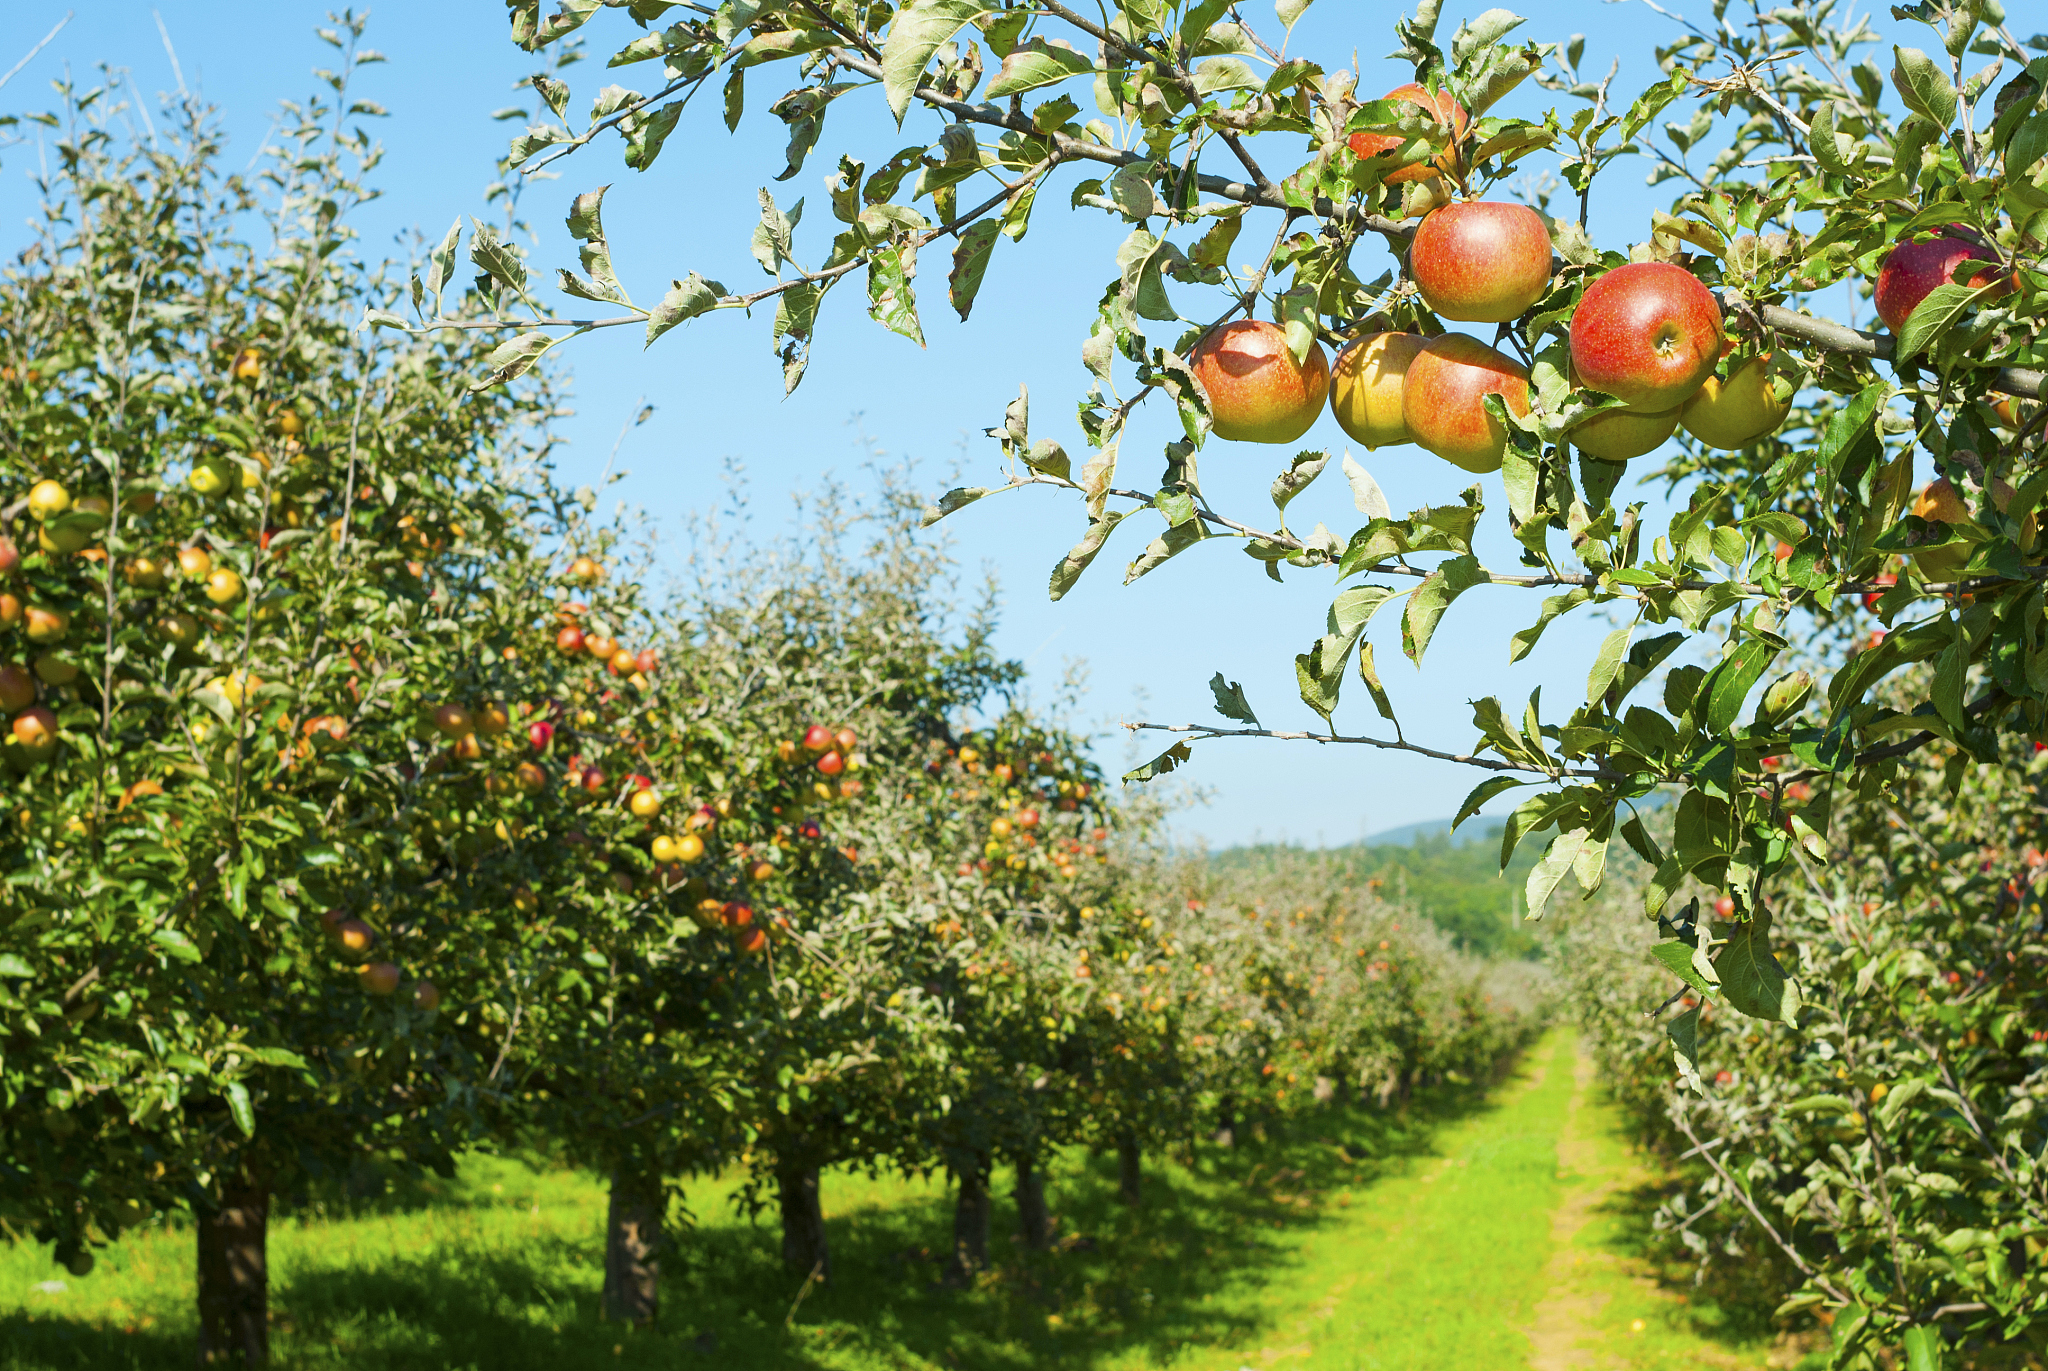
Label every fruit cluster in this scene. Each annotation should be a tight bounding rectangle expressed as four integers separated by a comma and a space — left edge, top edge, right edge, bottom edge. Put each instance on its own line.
1188, 82, 2002, 476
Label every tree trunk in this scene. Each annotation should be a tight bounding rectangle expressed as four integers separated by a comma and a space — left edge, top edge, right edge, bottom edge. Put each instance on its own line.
777, 1163, 829, 1283
948, 1158, 991, 1282
1116, 1132, 1142, 1207
1014, 1153, 1051, 1251
602, 1167, 663, 1326
196, 1179, 269, 1368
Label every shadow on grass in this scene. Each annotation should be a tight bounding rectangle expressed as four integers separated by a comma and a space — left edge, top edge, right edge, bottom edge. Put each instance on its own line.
0, 1075, 1513, 1371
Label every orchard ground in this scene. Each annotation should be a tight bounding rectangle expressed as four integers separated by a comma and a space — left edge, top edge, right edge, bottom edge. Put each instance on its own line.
0, 1030, 1807, 1370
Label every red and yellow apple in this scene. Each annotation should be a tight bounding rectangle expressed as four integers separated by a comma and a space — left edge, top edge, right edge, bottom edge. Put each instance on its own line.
1401, 334, 1532, 473
1569, 262, 1722, 412
1874, 233, 2009, 333
1680, 353, 1792, 449
1189, 319, 1330, 444
1347, 83, 1469, 181
1569, 405, 1679, 462
1409, 202, 1552, 322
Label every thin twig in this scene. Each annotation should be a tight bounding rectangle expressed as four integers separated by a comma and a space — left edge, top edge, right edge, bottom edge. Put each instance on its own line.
0, 11, 71, 93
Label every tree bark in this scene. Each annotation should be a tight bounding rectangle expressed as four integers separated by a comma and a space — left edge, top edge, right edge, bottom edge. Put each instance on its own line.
1116, 1132, 1142, 1207
601, 1167, 663, 1326
777, 1162, 829, 1283
1014, 1153, 1051, 1251
948, 1157, 991, 1282
196, 1179, 269, 1368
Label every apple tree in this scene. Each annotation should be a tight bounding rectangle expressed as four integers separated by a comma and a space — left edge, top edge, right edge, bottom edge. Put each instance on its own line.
441, 0, 2047, 1105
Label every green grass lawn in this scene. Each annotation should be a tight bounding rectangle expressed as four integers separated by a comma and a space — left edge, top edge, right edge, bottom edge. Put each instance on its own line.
0, 1030, 1797, 1370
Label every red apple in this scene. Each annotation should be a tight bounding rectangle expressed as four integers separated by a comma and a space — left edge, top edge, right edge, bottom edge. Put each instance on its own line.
412, 981, 441, 1011
1570, 405, 1679, 462
803, 724, 834, 751
634, 648, 658, 674
722, 902, 754, 929
1714, 895, 1735, 917
1569, 262, 1723, 412
835, 727, 857, 751
514, 762, 547, 794
817, 751, 845, 776
359, 962, 400, 995
527, 721, 554, 752
1328, 332, 1426, 449
11, 705, 58, 758
1346, 83, 1470, 182
580, 766, 607, 794
735, 926, 769, 955
555, 625, 585, 654
1409, 202, 1553, 322
1189, 320, 1330, 444
1401, 334, 1531, 473
431, 704, 472, 738
1874, 233, 2008, 333
0, 666, 35, 713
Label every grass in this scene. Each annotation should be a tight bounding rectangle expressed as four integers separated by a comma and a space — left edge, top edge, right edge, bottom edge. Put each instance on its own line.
0, 1030, 1799, 1370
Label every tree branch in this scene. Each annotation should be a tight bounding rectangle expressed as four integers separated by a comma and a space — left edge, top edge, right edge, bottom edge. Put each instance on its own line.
1122, 720, 1620, 779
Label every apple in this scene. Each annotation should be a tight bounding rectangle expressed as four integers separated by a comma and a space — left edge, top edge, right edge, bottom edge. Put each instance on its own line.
26, 480, 71, 520
473, 702, 510, 735
650, 834, 682, 863
1401, 334, 1531, 473
37, 522, 89, 557
514, 761, 547, 794
777, 739, 798, 762
722, 902, 755, 930
124, 489, 159, 515
835, 727, 857, 751
803, 724, 833, 751
231, 348, 262, 382
566, 556, 603, 586
157, 613, 200, 648
1569, 405, 1679, 462
1018, 808, 1040, 828
1874, 233, 2009, 333
450, 734, 483, 762
1189, 320, 1330, 444
817, 751, 845, 777
0, 596, 19, 629
798, 819, 823, 840
34, 654, 78, 687
11, 705, 58, 758
581, 635, 615, 664
0, 667, 34, 712
1909, 477, 2031, 579
555, 625, 585, 654
204, 568, 243, 605
303, 715, 349, 748
749, 861, 774, 882
1346, 83, 1469, 182
359, 962, 400, 996
335, 919, 376, 956
124, 555, 168, 590
1680, 353, 1792, 449
580, 766, 607, 794
1327, 332, 1426, 449
1569, 262, 1722, 412
411, 981, 441, 1012
609, 648, 636, 676
676, 832, 706, 863
1713, 895, 1735, 917
630, 789, 662, 819
431, 704, 473, 738
0, 537, 17, 573
735, 927, 769, 956
177, 546, 212, 580
187, 454, 237, 498
1409, 202, 1553, 322
527, 720, 554, 751
24, 606, 68, 644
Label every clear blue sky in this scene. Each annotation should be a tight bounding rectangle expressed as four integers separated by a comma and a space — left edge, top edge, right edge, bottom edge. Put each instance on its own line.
5, 0, 1770, 847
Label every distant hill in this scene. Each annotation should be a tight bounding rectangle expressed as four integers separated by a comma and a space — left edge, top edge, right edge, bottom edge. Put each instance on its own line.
1207, 820, 1541, 958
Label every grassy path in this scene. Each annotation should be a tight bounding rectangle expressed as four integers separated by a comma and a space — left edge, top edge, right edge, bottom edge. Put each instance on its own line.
0, 1028, 1793, 1370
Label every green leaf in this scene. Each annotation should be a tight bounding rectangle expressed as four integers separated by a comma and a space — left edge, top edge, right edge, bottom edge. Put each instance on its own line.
423, 218, 463, 300
242, 1046, 310, 1069
1402, 553, 1488, 665
1208, 673, 1260, 727
1049, 512, 1126, 601
0, 953, 32, 978
1269, 449, 1332, 520
1667, 1006, 1702, 1092
1525, 827, 1595, 918
920, 487, 989, 526
1713, 911, 1799, 1025
622, 99, 683, 170
645, 272, 722, 347
469, 331, 557, 393
1585, 624, 1633, 705
882, 0, 994, 124
152, 928, 203, 964
1357, 641, 1397, 725
1341, 452, 1392, 520
949, 220, 1000, 321
1892, 45, 1957, 128
1123, 741, 1192, 785
1276, 0, 1314, 33
1454, 775, 1526, 830
563, 185, 629, 305
226, 1081, 256, 1137
984, 37, 1094, 98
868, 242, 925, 345
467, 218, 530, 298
1705, 637, 1779, 732
1510, 588, 1591, 663
1896, 279, 2001, 360
1814, 381, 1888, 491
1501, 789, 1581, 870
1652, 939, 1717, 996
